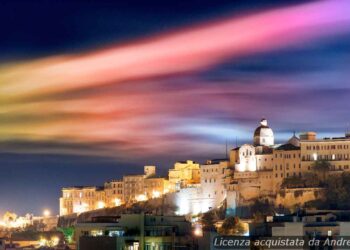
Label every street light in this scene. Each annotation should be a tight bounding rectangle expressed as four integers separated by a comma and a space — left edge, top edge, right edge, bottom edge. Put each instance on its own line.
43, 209, 51, 217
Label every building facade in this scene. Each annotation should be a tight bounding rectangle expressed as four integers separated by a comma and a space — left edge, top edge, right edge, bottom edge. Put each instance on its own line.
60, 166, 169, 216
60, 118, 350, 217
168, 160, 200, 191
228, 119, 350, 209
75, 214, 193, 250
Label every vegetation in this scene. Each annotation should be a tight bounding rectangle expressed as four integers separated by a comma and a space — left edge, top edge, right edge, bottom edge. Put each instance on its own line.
250, 199, 275, 222
325, 172, 350, 209
303, 172, 321, 187
281, 172, 322, 189
57, 227, 74, 244
312, 160, 331, 184
200, 206, 226, 231
218, 216, 246, 235
201, 211, 216, 231
281, 176, 305, 188
304, 172, 350, 210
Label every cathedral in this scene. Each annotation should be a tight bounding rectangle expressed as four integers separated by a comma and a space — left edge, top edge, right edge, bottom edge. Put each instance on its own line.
227, 118, 350, 207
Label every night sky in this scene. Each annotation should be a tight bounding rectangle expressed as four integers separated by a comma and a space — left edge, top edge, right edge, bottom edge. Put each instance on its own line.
1, 0, 350, 215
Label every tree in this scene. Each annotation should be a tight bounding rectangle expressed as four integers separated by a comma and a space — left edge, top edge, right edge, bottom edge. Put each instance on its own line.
57, 227, 75, 244
200, 206, 226, 231
306, 172, 350, 210
250, 199, 275, 222
201, 211, 216, 231
218, 216, 246, 235
325, 172, 350, 209
312, 160, 331, 184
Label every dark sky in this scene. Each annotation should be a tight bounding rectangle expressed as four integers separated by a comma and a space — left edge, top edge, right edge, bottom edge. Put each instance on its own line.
0, 0, 350, 215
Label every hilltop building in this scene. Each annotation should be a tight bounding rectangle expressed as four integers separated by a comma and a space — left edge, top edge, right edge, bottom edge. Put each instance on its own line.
227, 119, 350, 210
168, 160, 200, 191
59, 166, 169, 216
60, 118, 350, 217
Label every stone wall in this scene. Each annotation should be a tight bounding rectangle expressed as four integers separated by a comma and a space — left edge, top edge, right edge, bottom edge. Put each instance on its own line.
275, 188, 325, 208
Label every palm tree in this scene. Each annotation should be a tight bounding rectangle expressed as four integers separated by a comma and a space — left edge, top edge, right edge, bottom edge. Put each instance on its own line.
312, 160, 331, 184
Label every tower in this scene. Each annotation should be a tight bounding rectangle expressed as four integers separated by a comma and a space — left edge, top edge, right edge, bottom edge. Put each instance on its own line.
253, 118, 274, 146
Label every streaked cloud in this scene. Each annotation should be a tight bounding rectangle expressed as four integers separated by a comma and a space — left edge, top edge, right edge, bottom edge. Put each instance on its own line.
1, 0, 350, 161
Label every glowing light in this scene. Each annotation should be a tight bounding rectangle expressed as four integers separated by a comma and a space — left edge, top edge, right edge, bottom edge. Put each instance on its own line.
51, 236, 60, 246
313, 153, 318, 161
97, 201, 105, 209
39, 238, 47, 247
73, 203, 88, 214
194, 225, 203, 237
43, 209, 51, 217
152, 190, 161, 198
0, 212, 31, 228
39, 236, 60, 247
135, 194, 147, 202
114, 198, 121, 206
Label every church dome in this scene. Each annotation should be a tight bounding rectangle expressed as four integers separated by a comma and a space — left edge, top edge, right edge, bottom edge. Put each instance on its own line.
253, 118, 274, 146
287, 132, 300, 147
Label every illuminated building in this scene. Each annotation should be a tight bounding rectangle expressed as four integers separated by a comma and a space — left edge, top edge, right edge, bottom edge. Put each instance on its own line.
122, 174, 145, 204
60, 166, 169, 216
250, 210, 350, 238
144, 177, 169, 199
228, 118, 350, 210
168, 160, 200, 191
253, 118, 274, 147
272, 137, 301, 192
75, 213, 193, 250
200, 159, 229, 207
60, 118, 350, 217
104, 180, 124, 208
168, 159, 229, 216
299, 132, 350, 173
122, 166, 168, 203
60, 186, 106, 215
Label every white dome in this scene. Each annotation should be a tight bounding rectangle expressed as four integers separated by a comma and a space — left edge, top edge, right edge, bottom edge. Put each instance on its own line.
253, 118, 274, 146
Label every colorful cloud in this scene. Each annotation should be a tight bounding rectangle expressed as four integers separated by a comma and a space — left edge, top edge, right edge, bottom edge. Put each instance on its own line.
1, 0, 350, 160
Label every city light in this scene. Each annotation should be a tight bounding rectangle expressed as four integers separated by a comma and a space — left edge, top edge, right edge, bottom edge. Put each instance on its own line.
51, 236, 60, 246
39, 236, 60, 247
97, 201, 105, 209
39, 238, 47, 247
193, 224, 203, 237
114, 198, 121, 206
136, 194, 147, 202
152, 190, 161, 198
0, 212, 31, 228
43, 209, 51, 217
73, 203, 88, 214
